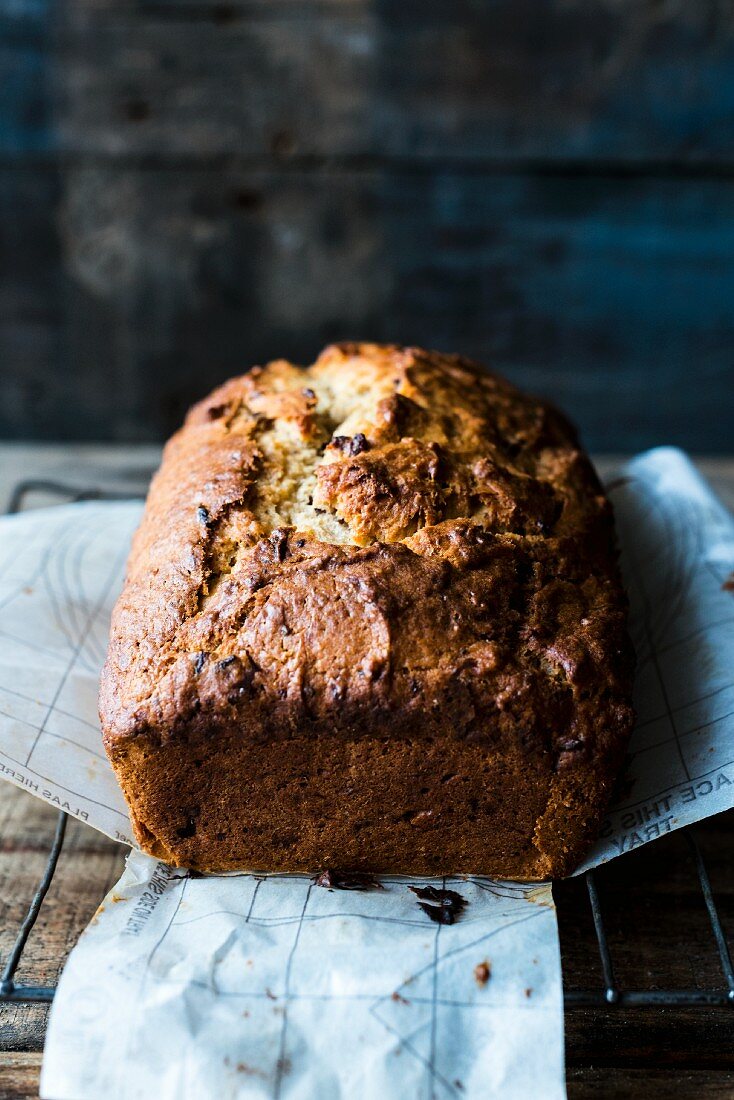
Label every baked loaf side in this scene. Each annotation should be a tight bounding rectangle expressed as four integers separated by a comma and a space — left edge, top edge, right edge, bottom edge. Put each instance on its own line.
100, 343, 634, 879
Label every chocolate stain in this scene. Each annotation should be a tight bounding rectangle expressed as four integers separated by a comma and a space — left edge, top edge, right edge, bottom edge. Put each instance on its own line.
409, 885, 467, 924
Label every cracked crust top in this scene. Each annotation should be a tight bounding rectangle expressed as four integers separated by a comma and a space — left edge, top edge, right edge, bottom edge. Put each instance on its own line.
100, 343, 635, 876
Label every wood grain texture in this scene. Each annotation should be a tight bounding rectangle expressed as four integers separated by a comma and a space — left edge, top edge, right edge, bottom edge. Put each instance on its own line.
2, 1059, 730, 1100
566, 1069, 734, 1100
558, 815, 734, 1070
33, 0, 734, 163
2, 0, 734, 448
0, 442, 161, 511
0, 786, 125, 1054
2, 166, 734, 449
0, 1052, 43, 1100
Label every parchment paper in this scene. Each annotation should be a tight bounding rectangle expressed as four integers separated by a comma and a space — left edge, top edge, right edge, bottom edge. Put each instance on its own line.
578, 448, 734, 869
0, 447, 731, 1099
40, 863, 561, 1100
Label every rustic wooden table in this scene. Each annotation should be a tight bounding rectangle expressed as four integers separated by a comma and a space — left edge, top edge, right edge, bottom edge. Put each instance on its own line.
0, 446, 732, 1100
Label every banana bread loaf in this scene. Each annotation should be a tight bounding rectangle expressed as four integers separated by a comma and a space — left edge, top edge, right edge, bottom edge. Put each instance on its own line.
100, 343, 634, 879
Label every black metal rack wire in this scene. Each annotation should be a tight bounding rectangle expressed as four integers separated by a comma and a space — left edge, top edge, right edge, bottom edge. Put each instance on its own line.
1, 478, 733, 1014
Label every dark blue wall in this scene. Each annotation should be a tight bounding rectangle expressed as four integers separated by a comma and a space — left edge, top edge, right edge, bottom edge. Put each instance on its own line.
1, 0, 733, 449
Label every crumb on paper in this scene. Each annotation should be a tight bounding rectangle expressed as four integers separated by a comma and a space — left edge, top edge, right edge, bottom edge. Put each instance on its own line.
525, 886, 553, 909
313, 869, 384, 891
236, 1063, 266, 1078
525, 988, 532, 998
391, 991, 410, 1005
265, 988, 277, 1001
89, 903, 105, 926
722, 572, 734, 592
474, 960, 491, 986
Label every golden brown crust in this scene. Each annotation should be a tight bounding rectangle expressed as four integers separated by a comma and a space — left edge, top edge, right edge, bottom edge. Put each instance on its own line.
100, 343, 634, 878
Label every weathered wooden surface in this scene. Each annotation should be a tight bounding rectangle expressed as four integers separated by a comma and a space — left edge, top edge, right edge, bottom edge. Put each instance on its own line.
0, 449, 732, 1099
2, 0, 734, 449
0, 1052, 43, 1100
566, 1069, 734, 1100
3, 167, 734, 450
1, 1061, 731, 1100
0, 787, 125, 1055
6, 0, 734, 162
0, 443, 161, 509
2, 1065, 719, 1100
51, 0, 734, 163
560, 816, 734, 1066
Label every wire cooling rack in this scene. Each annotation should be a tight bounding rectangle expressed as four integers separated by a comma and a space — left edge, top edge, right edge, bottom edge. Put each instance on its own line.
1, 478, 733, 1014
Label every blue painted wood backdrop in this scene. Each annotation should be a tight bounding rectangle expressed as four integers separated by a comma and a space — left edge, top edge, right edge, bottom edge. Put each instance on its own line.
1, 0, 733, 449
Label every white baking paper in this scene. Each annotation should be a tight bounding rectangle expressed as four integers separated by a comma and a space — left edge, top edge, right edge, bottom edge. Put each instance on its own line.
577, 447, 734, 870
40, 863, 562, 1100
0, 446, 730, 1100
0, 500, 138, 845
